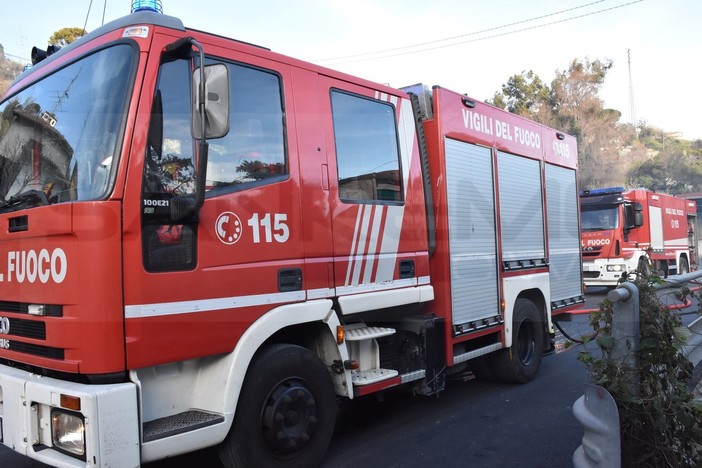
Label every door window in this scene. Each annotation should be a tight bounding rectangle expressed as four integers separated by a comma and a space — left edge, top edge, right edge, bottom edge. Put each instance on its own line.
330, 91, 402, 203
141, 55, 287, 272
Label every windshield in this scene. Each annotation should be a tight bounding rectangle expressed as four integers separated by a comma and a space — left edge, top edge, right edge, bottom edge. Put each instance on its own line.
581, 204, 619, 231
0, 44, 135, 210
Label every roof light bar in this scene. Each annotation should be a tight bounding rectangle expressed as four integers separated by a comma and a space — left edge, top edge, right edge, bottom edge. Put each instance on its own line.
131, 0, 163, 13
580, 187, 625, 197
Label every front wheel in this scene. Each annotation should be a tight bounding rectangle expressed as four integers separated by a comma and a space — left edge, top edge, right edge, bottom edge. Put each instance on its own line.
492, 299, 544, 384
218, 344, 337, 468
679, 257, 690, 275
637, 256, 652, 278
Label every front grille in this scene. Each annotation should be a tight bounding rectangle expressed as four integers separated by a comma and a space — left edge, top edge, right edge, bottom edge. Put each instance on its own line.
0, 301, 63, 317
5, 317, 46, 340
0, 303, 64, 360
7, 341, 64, 359
583, 271, 600, 279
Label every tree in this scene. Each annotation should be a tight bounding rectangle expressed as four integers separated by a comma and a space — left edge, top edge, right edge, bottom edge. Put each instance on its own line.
488, 70, 551, 118
550, 58, 612, 129
490, 58, 634, 189
0, 26, 87, 96
0, 51, 24, 96
627, 127, 702, 193
547, 59, 631, 189
48, 27, 86, 47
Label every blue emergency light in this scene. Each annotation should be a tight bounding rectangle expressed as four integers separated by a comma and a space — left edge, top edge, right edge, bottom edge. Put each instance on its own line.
131, 0, 163, 13
579, 187, 625, 197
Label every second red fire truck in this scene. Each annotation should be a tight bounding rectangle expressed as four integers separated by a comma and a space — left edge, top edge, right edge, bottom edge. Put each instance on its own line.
0, 6, 583, 467
580, 187, 696, 286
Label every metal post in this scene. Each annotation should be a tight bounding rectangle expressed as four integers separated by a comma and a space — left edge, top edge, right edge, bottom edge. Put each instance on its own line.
574, 271, 702, 466
605, 282, 640, 395
573, 384, 621, 468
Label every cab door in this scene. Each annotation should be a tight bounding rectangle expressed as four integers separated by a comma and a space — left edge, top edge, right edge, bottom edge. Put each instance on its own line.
318, 77, 426, 308
123, 35, 304, 368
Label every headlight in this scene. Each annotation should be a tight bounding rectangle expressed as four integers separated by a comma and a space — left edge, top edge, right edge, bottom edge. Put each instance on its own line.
51, 409, 85, 459
606, 264, 626, 272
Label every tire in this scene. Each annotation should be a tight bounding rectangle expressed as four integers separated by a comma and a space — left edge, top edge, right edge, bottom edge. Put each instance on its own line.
679, 257, 690, 275
493, 299, 544, 384
469, 355, 498, 381
637, 256, 651, 278
218, 344, 337, 468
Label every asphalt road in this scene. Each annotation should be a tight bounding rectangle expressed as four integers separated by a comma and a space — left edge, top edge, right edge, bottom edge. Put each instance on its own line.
2, 286, 698, 467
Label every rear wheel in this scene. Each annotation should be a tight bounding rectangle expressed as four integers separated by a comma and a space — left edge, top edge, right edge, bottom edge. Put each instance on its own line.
470, 355, 498, 381
218, 344, 337, 468
493, 299, 544, 384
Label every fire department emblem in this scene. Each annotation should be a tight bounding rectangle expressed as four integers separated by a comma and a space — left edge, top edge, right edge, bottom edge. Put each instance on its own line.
215, 212, 243, 245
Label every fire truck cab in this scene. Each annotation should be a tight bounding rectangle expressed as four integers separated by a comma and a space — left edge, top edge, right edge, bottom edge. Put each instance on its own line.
581, 187, 696, 286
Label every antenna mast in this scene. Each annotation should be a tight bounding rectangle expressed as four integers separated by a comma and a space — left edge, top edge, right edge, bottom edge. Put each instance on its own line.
627, 48, 636, 127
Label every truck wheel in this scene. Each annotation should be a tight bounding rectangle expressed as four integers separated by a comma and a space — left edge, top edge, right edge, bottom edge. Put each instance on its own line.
679, 257, 690, 275
493, 299, 544, 384
470, 355, 498, 381
637, 257, 651, 277
218, 344, 337, 468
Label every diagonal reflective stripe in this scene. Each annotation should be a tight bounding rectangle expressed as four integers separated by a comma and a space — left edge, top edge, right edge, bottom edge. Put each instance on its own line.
345, 205, 365, 286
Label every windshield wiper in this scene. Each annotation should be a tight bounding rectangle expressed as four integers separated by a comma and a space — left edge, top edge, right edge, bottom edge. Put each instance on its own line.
0, 189, 50, 213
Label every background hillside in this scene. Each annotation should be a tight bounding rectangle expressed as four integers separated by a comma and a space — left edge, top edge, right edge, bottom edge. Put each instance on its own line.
488, 57, 702, 193
0, 45, 23, 94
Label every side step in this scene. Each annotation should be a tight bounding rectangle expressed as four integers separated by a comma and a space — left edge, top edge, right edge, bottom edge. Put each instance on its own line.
345, 325, 398, 387
351, 368, 399, 386
143, 410, 224, 442
345, 325, 396, 341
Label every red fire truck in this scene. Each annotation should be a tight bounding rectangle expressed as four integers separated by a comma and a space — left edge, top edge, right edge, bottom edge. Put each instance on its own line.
580, 187, 696, 286
0, 7, 583, 467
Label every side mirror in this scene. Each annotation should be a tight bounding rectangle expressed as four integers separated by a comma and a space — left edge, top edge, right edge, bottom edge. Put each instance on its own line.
634, 212, 644, 227
191, 64, 229, 139
633, 202, 644, 227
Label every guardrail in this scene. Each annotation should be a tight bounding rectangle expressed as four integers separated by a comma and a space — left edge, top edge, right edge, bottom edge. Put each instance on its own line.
573, 270, 702, 468
657, 270, 702, 370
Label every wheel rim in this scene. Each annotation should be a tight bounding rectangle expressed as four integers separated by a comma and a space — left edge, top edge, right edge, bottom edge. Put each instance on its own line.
261, 378, 318, 458
516, 319, 535, 366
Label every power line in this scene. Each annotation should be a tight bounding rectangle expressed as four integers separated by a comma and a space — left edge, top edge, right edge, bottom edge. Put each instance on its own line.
314, 0, 609, 63
4, 52, 29, 62
4, 0, 103, 63
316, 0, 644, 66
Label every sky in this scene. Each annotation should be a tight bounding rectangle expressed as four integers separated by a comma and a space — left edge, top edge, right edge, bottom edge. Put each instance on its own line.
1, 0, 700, 140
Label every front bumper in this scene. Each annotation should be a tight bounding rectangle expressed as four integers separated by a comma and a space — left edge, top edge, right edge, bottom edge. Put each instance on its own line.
0, 364, 139, 467
582, 258, 633, 287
